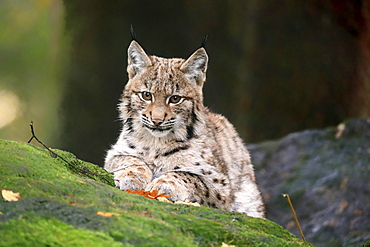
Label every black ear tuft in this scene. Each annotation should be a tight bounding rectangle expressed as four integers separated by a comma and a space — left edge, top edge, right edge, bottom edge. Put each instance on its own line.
200, 35, 208, 48
130, 24, 137, 41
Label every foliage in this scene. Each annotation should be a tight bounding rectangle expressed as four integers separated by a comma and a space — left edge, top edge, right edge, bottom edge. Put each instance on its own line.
0, 0, 65, 145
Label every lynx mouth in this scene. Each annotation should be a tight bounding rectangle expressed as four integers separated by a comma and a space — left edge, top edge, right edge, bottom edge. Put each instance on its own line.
144, 124, 172, 137
145, 125, 172, 132
141, 115, 174, 136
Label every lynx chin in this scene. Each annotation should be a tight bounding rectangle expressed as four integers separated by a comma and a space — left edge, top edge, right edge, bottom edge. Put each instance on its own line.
105, 37, 265, 218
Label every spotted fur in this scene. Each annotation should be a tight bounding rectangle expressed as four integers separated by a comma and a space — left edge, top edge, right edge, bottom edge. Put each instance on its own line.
105, 40, 265, 218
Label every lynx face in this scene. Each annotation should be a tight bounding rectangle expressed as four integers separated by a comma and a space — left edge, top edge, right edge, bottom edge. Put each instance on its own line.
137, 90, 187, 138
120, 41, 207, 141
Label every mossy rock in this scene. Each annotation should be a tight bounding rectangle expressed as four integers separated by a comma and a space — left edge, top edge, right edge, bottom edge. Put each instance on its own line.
250, 119, 370, 246
0, 139, 310, 246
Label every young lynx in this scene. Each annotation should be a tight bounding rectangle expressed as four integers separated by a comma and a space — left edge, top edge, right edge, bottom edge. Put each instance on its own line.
105, 36, 265, 218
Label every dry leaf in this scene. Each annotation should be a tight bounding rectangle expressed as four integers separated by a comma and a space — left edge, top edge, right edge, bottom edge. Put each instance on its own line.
221, 242, 237, 247
96, 211, 120, 217
335, 123, 345, 138
353, 209, 363, 215
124, 190, 200, 207
125, 189, 171, 200
1, 189, 21, 202
337, 201, 349, 214
69, 201, 89, 206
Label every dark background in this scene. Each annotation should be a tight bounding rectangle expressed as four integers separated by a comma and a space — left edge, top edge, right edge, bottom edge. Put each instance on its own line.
60, 0, 370, 165
1, 1, 368, 166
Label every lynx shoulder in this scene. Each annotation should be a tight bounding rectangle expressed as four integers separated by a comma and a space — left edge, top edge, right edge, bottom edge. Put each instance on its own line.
105, 38, 265, 218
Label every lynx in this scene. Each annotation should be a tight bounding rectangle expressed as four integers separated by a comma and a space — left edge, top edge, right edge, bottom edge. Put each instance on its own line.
105, 36, 265, 218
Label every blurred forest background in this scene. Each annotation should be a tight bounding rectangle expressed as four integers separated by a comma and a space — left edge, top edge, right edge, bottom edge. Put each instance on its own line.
1, 0, 369, 166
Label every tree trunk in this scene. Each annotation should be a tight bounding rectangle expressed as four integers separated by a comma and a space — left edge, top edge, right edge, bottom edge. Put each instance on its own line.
61, 0, 370, 164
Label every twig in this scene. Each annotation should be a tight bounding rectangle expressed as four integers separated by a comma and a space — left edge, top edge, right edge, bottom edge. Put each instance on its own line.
28, 121, 55, 154
27, 121, 112, 184
283, 193, 306, 241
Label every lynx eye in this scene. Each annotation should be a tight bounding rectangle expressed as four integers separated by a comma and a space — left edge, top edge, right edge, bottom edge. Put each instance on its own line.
140, 91, 152, 101
168, 95, 183, 105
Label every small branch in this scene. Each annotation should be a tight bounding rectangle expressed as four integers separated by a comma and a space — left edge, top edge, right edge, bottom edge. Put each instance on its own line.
28, 121, 54, 153
283, 193, 306, 241
27, 121, 112, 184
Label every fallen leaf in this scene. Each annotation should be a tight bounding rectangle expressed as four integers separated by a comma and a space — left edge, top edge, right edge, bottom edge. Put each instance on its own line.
1, 189, 21, 202
125, 189, 171, 200
96, 211, 120, 217
335, 123, 345, 138
285, 220, 295, 230
353, 209, 363, 215
221, 242, 237, 247
124, 190, 201, 207
337, 201, 349, 214
69, 201, 89, 206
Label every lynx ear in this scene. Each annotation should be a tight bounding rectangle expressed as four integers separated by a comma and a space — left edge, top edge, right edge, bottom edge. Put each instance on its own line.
180, 48, 208, 86
127, 40, 152, 79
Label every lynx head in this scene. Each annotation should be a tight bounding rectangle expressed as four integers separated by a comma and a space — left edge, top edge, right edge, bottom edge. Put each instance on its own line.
119, 40, 208, 141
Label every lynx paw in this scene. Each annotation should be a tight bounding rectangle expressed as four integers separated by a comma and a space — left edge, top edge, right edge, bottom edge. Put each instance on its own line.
115, 175, 146, 191
113, 165, 152, 191
145, 173, 192, 202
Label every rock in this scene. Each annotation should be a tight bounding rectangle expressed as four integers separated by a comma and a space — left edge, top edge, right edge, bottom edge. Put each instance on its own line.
0, 139, 310, 246
250, 118, 370, 247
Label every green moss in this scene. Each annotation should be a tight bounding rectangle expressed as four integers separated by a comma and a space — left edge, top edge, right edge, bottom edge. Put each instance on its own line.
0, 216, 125, 247
0, 139, 312, 246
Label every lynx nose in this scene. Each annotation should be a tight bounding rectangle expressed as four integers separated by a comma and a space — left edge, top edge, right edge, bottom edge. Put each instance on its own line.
150, 111, 167, 126
151, 118, 164, 126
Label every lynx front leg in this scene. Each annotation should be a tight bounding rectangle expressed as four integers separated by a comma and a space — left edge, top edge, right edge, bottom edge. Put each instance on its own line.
145, 172, 231, 210
145, 172, 196, 202
105, 155, 152, 191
